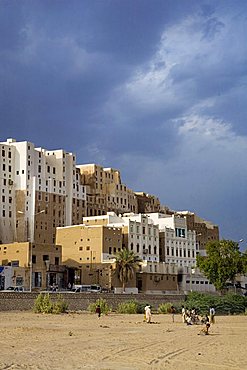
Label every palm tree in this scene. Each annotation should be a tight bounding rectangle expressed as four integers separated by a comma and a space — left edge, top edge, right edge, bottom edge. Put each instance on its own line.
114, 248, 140, 292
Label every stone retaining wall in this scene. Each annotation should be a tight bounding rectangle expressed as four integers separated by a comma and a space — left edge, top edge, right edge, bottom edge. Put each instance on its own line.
0, 292, 185, 312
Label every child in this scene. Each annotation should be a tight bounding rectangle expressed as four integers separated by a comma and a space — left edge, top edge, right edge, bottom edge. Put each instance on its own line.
170, 306, 176, 323
199, 322, 210, 335
95, 304, 101, 319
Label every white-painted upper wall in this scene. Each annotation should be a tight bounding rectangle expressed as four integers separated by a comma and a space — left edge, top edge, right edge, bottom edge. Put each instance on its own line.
0, 139, 87, 243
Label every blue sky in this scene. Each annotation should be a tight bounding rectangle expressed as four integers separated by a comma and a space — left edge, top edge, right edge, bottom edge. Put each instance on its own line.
1, 0, 247, 248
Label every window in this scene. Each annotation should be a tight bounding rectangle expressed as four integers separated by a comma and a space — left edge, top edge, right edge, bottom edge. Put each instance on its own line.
34, 272, 42, 288
55, 257, 59, 265
175, 228, 186, 238
43, 255, 49, 261
32, 255, 36, 264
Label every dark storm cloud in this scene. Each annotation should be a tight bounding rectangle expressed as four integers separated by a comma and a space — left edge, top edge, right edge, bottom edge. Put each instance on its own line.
0, 0, 247, 245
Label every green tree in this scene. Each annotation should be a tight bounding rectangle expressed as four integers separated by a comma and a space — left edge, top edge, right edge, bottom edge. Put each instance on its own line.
242, 250, 247, 274
197, 240, 245, 291
114, 248, 140, 292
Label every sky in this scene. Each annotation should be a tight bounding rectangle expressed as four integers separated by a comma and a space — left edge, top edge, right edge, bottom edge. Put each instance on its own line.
0, 0, 247, 249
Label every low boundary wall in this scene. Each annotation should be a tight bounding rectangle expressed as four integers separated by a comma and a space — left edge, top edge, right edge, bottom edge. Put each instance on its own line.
0, 292, 185, 312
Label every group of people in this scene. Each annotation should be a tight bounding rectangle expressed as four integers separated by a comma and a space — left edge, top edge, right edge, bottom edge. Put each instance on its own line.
95, 302, 216, 335
181, 305, 216, 334
182, 306, 200, 325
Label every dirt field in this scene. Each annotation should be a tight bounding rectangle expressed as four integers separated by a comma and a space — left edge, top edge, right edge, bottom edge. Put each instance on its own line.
0, 311, 246, 370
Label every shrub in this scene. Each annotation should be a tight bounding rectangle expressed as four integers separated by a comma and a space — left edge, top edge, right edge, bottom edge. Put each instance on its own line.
218, 294, 247, 314
88, 298, 110, 315
33, 293, 68, 314
185, 292, 215, 315
34, 293, 53, 314
136, 302, 150, 314
116, 300, 138, 314
52, 294, 68, 314
158, 302, 173, 314
185, 292, 247, 315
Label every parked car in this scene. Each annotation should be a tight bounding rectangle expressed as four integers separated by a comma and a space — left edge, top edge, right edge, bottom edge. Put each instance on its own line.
73, 284, 102, 293
101, 287, 111, 293
3, 286, 25, 292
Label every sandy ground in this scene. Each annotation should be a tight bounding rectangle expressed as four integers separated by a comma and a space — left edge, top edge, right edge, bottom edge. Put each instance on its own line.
0, 311, 246, 370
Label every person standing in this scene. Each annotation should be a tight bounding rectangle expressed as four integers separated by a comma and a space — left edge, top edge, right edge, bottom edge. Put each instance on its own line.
145, 305, 152, 323
181, 305, 186, 323
209, 307, 215, 324
170, 306, 176, 323
96, 304, 101, 319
